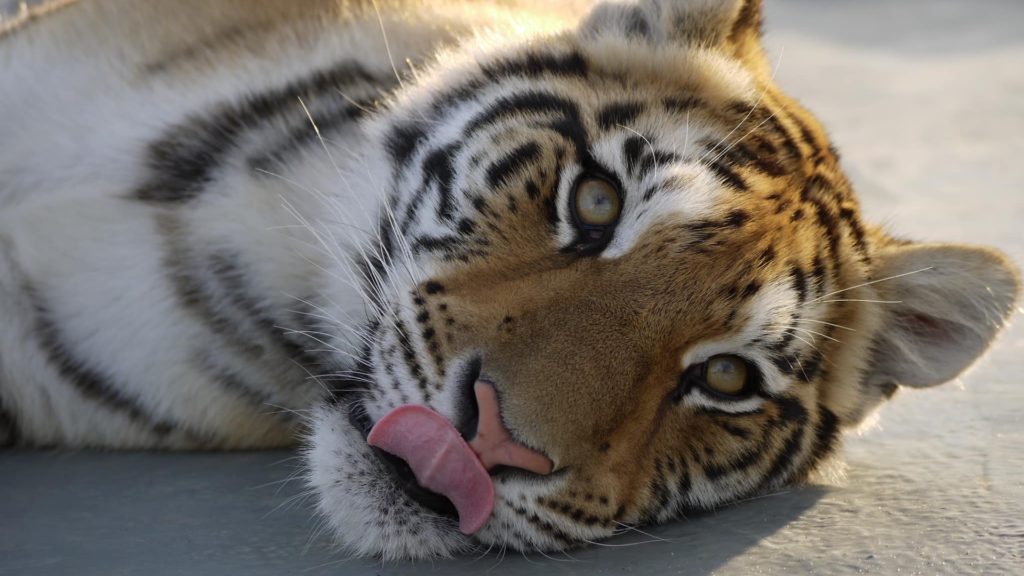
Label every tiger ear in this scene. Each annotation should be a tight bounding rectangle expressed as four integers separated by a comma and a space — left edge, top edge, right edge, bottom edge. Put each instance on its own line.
580, 0, 768, 67
865, 243, 1020, 390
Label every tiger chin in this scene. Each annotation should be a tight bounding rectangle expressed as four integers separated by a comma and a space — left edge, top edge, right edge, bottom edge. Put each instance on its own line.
0, 0, 1019, 562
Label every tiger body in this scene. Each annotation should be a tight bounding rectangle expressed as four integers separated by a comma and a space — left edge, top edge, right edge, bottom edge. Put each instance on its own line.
0, 0, 488, 447
0, 0, 1019, 560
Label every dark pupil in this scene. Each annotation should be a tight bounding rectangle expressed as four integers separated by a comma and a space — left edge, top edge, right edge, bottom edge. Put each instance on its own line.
586, 193, 610, 212
579, 185, 615, 224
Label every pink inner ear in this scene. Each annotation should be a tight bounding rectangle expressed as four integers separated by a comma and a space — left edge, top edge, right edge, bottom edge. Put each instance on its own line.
902, 312, 949, 340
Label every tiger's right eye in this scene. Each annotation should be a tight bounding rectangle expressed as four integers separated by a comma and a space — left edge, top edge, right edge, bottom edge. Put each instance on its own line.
677, 354, 761, 402
704, 355, 750, 396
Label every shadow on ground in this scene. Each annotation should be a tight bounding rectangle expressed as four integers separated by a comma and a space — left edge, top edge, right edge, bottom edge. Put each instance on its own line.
0, 450, 826, 576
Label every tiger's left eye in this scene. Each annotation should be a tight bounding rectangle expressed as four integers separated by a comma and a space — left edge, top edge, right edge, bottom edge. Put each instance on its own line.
573, 177, 621, 228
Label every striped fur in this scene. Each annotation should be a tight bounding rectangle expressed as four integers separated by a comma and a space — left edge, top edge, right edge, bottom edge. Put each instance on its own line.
1, 0, 1019, 560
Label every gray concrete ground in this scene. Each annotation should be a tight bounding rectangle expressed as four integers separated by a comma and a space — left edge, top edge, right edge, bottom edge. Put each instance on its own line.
2, 1, 1023, 575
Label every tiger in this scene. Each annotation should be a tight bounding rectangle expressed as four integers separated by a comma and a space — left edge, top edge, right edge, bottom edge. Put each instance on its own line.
0, 0, 1019, 561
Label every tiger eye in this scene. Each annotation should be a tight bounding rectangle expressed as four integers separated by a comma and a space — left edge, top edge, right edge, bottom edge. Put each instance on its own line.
573, 178, 621, 226
704, 355, 749, 396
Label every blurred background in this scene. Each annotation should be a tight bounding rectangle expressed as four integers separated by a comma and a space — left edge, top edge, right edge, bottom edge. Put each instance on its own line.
2, 1, 1022, 575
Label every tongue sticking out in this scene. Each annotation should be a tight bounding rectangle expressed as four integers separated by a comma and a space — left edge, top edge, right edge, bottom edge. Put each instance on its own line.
367, 381, 553, 534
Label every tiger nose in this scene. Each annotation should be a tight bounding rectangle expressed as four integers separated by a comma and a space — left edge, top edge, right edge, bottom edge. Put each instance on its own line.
467, 380, 553, 475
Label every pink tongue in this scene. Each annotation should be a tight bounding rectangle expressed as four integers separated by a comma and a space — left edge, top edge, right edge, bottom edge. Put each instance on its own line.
367, 381, 553, 535
368, 404, 494, 534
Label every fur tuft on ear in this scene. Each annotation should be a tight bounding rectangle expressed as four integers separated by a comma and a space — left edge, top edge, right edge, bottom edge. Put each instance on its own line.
580, 0, 766, 66
866, 244, 1021, 390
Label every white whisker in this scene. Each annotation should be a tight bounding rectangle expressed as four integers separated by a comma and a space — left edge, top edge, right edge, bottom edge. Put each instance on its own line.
697, 46, 784, 166
797, 318, 856, 332
821, 299, 903, 305
370, 0, 405, 91
808, 267, 933, 304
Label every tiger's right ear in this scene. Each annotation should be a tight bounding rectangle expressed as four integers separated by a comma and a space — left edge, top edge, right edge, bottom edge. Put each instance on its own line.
580, 0, 769, 71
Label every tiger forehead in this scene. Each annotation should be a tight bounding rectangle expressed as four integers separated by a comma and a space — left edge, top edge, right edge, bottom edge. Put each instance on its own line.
383, 39, 857, 280
382, 41, 760, 159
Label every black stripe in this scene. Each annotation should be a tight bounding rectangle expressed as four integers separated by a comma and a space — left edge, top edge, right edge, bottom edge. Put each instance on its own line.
725, 209, 749, 228
676, 463, 692, 497
162, 218, 332, 380
719, 139, 789, 177
525, 180, 541, 200
359, 215, 396, 315
206, 252, 332, 370
839, 205, 871, 261
462, 90, 580, 139
769, 395, 809, 429
597, 101, 643, 130
480, 50, 588, 83
805, 406, 840, 470
247, 102, 365, 173
385, 121, 429, 166
30, 298, 176, 436
662, 96, 705, 114
784, 108, 821, 159
757, 425, 805, 489
486, 142, 542, 188
508, 505, 575, 546
790, 267, 808, 304
544, 167, 563, 228
703, 443, 765, 480
639, 456, 672, 525
135, 61, 388, 203
800, 174, 844, 272
623, 135, 645, 174
455, 90, 597, 169
642, 183, 661, 202
420, 143, 461, 222
750, 106, 803, 165
705, 159, 748, 192
393, 318, 434, 402
795, 349, 824, 383
161, 219, 269, 360
412, 234, 461, 256
770, 352, 798, 376
546, 117, 592, 165
718, 421, 752, 440
811, 255, 828, 296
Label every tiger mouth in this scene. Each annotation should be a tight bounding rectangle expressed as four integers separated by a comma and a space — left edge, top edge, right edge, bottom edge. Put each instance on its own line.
343, 356, 558, 533
347, 400, 461, 520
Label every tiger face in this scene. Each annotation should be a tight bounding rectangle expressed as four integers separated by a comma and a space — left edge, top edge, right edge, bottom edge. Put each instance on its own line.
306, 0, 1020, 559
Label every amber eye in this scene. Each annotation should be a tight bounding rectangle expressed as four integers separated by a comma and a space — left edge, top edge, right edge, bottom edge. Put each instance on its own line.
677, 354, 758, 402
572, 177, 622, 228
704, 355, 750, 396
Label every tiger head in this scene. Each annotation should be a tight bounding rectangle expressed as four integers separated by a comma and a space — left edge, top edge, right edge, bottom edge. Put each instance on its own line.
306, 0, 1021, 559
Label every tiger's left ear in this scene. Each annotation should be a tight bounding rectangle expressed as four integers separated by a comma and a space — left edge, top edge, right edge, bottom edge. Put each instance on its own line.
865, 243, 1020, 390
580, 0, 769, 71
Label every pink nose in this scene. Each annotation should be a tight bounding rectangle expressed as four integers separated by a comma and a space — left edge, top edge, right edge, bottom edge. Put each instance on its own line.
468, 381, 553, 475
